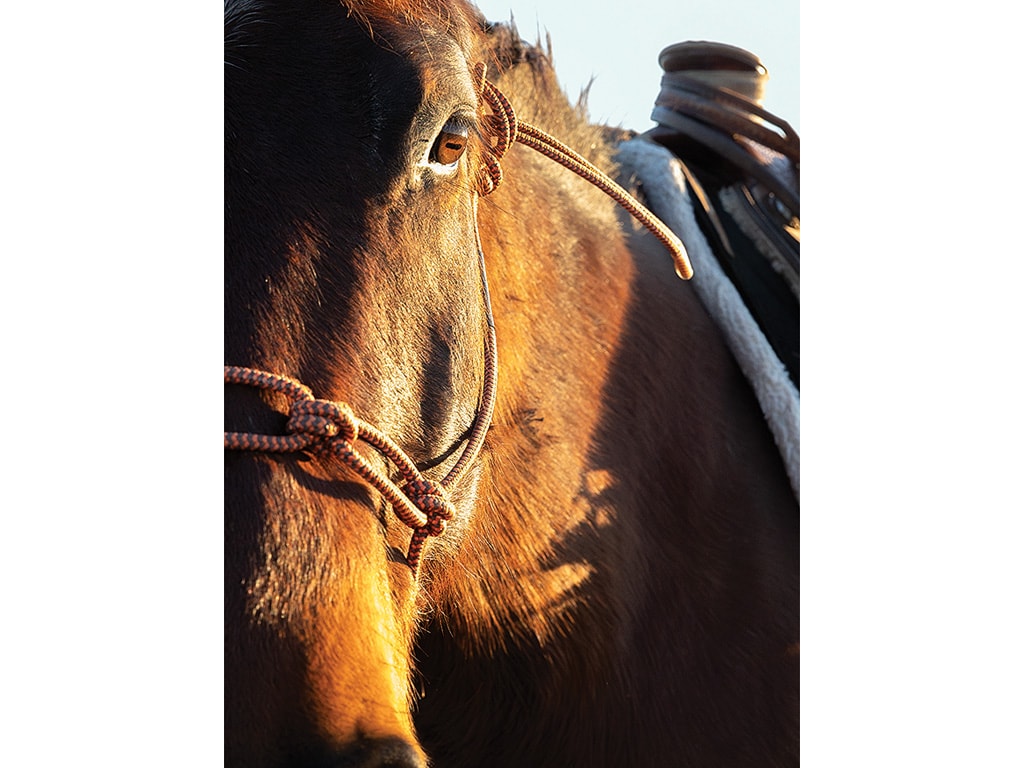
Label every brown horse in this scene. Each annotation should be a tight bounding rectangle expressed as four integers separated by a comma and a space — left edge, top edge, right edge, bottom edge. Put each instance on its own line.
225, 1, 798, 766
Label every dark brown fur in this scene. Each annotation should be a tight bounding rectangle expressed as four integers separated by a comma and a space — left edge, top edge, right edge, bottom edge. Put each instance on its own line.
225, 2, 798, 766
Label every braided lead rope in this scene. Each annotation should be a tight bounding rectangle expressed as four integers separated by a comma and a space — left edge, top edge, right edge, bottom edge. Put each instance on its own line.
225, 365, 455, 572
473, 63, 694, 280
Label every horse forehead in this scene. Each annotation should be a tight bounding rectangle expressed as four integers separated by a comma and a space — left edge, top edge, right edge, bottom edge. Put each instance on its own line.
341, 0, 483, 49
408, 32, 477, 99
343, 9, 481, 118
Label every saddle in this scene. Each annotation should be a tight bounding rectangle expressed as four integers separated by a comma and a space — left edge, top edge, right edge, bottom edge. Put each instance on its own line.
643, 42, 800, 389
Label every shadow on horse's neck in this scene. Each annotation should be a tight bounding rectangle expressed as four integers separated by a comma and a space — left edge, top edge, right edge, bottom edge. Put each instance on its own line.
415, 210, 798, 762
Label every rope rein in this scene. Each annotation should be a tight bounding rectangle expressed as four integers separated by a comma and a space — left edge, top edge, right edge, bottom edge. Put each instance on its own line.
225, 62, 690, 573
474, 64, 693, 280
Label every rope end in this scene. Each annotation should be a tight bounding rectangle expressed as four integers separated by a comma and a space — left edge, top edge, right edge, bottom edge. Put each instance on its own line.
674, 257, 694, 281
668, 236, 694, 280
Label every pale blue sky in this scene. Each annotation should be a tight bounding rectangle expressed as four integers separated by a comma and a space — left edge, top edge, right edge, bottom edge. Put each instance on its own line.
474, 0, 799, 134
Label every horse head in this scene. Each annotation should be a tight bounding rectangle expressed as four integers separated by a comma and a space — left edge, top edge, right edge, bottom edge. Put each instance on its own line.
225, 1, 495, 764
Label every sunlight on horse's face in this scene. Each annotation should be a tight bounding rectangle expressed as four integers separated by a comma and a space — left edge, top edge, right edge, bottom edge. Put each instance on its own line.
225, 2, 486, 765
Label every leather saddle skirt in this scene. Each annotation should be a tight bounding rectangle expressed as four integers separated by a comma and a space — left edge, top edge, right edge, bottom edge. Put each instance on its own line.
643, 41, 800, 389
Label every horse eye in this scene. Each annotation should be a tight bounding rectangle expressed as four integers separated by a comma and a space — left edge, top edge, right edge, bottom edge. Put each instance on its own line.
430, 120, 469, 166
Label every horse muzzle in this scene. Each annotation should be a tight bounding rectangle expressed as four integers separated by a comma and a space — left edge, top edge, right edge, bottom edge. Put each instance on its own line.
330, 736, 426, 768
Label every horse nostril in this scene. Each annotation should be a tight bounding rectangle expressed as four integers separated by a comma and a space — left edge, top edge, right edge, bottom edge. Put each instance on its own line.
332, 737, 426, 768
364, 740, 424, 768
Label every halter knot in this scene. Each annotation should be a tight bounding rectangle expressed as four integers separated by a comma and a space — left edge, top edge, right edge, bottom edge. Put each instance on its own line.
287, 399, 358, 444
402, 478, 455, 536
401, 478, 457, 569
474, 64, 517, 196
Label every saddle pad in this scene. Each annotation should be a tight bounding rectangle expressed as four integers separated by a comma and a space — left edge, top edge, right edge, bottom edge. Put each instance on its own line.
616, 138, 800, 503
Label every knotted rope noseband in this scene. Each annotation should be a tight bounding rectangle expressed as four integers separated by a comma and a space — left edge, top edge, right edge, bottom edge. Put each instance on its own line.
223, 363, 493, 571
225, 64, 690, 573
